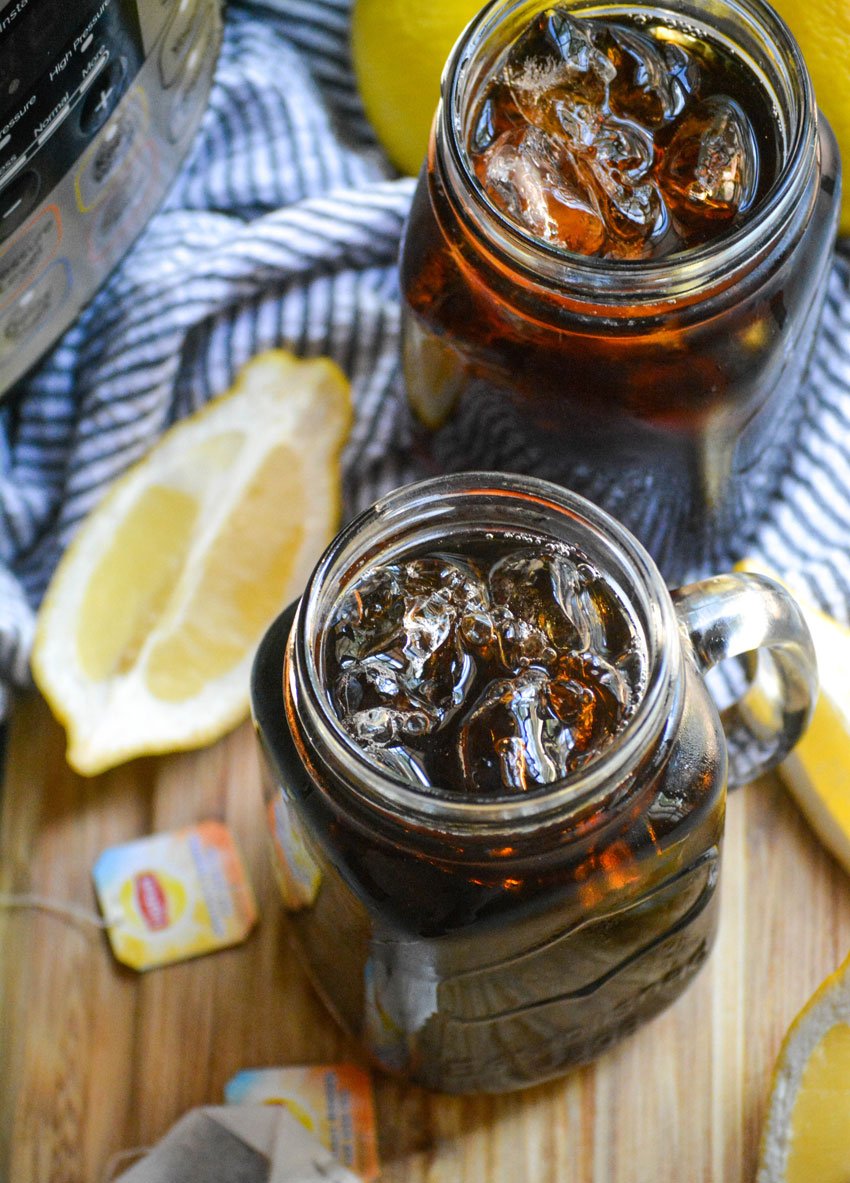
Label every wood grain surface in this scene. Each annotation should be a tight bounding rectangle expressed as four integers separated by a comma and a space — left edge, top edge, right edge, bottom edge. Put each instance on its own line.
1, 690, 849, 1183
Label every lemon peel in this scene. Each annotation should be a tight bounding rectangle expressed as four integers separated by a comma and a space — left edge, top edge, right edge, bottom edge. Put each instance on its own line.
32, 350, 351, 776
757, 948, 850, 1182
767, 0, 850, 236
735, 558, 850, 875
352, 0, 482, 176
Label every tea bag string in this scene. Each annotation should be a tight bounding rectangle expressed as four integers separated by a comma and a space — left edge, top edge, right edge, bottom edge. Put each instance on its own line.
0, 892, 117, 929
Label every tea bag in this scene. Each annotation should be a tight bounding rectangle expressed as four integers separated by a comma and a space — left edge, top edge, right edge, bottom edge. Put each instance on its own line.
113, 1105, 361, 1182
93, 821, 258, 970
225, 1065, 380, 1181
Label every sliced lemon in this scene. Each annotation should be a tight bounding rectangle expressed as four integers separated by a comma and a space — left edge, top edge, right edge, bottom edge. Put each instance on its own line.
735, 558, 850, 875
757, 948, 850, 1182
32, 350, 352, 776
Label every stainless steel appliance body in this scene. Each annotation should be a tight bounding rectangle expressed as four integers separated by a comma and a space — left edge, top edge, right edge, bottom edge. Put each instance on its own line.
0, 0, 222, 395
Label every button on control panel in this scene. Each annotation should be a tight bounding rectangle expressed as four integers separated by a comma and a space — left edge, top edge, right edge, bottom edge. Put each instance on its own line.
76, 87, 148, 212
0, 170, 41, 241
159, 0, 205, 89
0, 0, 222, 395
167, 3, 216, 143
78, 58, 128, 138
0, 206, 61, 308
0, 0, 145, 245
0, 259, 71, 359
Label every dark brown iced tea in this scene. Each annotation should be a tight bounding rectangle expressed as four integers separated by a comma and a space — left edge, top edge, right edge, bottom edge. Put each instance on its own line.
467, 10, 777, 258
324, 539, 646, 794
254, 526, 725, 1090
400, 1, 841, 581
253, 475, 819, 1092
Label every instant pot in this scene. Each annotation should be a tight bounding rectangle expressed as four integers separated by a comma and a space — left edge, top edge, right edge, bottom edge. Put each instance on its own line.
0, 0, 222, 396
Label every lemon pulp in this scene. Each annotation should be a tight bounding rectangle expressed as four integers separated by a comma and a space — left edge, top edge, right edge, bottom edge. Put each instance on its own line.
33, 350, 352, 775
786, 1022, 850, 1182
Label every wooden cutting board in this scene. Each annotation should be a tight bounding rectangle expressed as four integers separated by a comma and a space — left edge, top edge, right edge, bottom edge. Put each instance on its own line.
2, 690, 849, 1183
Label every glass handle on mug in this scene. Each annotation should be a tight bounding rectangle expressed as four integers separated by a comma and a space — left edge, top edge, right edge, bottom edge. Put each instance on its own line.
671, 572, 818, 789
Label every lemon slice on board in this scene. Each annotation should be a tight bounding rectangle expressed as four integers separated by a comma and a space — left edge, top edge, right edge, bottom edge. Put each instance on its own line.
32, 350, 352, 776
757, 949, 850, 1182
735, 558, 850, 875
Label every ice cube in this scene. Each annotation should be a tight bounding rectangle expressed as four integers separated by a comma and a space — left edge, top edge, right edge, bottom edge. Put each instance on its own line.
605, 23, 697, 127
458, 670, 569, 793
503, 9, 617, 125
456, 653, 629, 794
333, 565, 404, 666
492, 605, 558, 671
345, 705, 426, 746
659, 96, 758, 238
553, 562, 639, 663
330, 555, 489, 747
591, 168, 664, 255
489, 547, 587, 654
366, 744, 433, 787
335, 659, 437, 745
459, 609, 497, 653
548, 103, 663, 255
403, 555, 488, 607
553, 651, 633, 722
334, 656, 402, 715
468, 81, 522, 154
561, 108, 654, 182
478, 126, 607, 253
399, 556, 485, 711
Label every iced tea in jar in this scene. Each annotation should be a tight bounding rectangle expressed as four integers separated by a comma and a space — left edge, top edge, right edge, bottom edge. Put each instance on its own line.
399, 0, 841, 583
252, 474, 816, 1093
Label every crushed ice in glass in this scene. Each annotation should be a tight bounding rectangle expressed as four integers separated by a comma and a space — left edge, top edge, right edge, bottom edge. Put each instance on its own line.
325, 542, 646, 795
467, 8, 760, 258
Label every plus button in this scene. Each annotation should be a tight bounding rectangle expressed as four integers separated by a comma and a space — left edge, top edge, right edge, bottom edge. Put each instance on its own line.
95, 86, 114, 115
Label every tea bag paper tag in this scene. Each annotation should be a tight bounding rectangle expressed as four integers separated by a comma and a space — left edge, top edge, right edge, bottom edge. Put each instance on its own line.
225, 1065, 379, 1181
93, 821, 258, 970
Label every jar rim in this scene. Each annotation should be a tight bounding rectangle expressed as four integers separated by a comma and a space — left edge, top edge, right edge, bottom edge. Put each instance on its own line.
291, 473, 682, 828
438, 0, 819, 301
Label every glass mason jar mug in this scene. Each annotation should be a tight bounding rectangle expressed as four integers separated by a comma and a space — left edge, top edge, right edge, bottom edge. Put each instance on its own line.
399, 0, 841, 583
251, 474, 816, 1094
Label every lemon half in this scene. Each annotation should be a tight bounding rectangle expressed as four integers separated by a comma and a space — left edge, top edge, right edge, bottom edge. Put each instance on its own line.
32, 350, 351, 776
352, 0, 483, 176
767, 0, 850, 236
757, 948, 850, 1182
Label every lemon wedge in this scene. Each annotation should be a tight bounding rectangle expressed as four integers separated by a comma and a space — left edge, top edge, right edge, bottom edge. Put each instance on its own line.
757, 948, 850, 1182
32, 350, 352, 776
735, 558, 850, 875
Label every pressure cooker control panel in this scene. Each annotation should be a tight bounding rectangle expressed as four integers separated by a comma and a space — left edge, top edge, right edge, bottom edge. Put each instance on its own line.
0, 0, 221, 393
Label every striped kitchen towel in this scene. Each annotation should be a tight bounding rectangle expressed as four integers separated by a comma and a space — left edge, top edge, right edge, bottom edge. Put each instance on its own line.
0, 0, 416, 715
0, 0, 848, 717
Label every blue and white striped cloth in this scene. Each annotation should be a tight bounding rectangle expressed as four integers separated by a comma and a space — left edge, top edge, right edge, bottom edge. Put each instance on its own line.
0, 0, 848, 716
